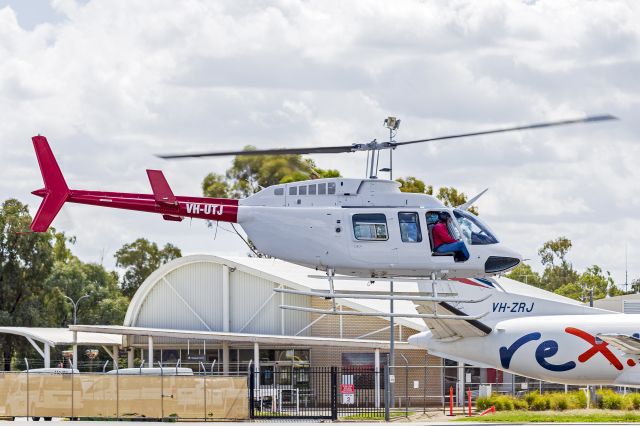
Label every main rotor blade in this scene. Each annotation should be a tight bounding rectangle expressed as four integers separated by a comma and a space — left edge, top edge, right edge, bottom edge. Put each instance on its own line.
157, 144, 354, 159
394, 114, 617, 146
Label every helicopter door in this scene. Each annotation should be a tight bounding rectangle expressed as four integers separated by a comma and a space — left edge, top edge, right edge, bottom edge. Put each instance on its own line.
349, 212, 397, 265
425, 210, 463, 261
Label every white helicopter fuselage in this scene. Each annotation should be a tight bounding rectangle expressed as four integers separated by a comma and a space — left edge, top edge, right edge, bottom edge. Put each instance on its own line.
408, 279, 640, 386
238, 178, 521, 278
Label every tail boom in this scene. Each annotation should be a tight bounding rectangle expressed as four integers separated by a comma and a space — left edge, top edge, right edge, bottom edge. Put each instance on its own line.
64, 190, 239, 222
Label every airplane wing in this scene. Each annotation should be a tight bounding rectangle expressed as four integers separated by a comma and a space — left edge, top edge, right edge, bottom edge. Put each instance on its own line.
414, 301, 492, 340
598, 334, 640, 355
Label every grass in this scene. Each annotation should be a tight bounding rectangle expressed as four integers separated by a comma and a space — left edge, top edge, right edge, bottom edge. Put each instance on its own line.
341, 411, 414, 421
454, 409, 640, 423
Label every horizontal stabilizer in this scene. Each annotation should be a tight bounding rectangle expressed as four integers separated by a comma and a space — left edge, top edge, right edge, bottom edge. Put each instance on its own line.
598, 334, 640, 355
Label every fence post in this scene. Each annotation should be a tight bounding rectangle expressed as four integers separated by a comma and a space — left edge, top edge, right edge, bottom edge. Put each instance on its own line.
448, 386, 453, 416
248, 366, 255, 419
330, 366, 337, 421
467, 387, 472, 416
24, 359, 29, 420
384, 358, 390, 421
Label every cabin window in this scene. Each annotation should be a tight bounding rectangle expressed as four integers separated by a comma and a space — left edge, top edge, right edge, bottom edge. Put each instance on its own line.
328, 182, 336, 194
352, 213, 388, 241
308, 184, 317, 195
318, 183, 327, 195
299, 185, 307, 195
289, 186, 297, 195
274, 187, 284, 196
398, 212, 422, 242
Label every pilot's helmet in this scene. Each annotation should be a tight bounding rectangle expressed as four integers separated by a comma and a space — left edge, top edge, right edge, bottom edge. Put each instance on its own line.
438, 212, 450, 222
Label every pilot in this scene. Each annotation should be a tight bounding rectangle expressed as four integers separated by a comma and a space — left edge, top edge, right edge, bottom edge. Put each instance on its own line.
433, 212, 469, 261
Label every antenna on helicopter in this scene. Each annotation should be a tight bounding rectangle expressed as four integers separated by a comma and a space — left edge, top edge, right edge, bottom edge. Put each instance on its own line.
381, 116, 401, 180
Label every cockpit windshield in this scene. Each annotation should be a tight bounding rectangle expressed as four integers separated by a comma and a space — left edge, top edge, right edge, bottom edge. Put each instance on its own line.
453, 209, 499, 245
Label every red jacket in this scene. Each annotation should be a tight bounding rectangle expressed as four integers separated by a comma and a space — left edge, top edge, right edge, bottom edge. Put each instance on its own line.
432, 222, 456, 248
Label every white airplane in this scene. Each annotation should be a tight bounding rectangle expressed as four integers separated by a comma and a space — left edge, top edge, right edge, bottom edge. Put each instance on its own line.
408, 278, 640, 386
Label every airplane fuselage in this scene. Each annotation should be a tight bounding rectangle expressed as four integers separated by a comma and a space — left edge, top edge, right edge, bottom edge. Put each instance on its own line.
412, 315, 640, 386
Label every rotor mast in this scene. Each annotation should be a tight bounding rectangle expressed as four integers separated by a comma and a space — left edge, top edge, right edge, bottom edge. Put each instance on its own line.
366, 116, 401, 179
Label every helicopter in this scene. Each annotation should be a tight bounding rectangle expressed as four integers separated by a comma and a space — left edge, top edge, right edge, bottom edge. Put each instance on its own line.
29, 114, 616, 280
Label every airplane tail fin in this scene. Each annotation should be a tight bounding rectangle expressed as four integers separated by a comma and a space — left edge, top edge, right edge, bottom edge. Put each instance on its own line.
30, 135, 70, 232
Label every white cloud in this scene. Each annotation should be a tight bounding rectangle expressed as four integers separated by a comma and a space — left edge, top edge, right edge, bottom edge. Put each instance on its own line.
0, 0, 639, 285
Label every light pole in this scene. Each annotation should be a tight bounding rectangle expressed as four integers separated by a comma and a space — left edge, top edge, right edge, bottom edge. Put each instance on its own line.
63, 294, 90, 325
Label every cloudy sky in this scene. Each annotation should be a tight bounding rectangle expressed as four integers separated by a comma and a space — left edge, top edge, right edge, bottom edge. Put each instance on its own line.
1, 0, 638, 286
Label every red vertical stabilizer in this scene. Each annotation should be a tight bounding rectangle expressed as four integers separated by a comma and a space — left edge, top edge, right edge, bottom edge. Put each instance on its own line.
31, 136, 70, 232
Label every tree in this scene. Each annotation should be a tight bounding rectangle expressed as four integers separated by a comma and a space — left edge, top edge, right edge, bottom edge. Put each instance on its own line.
631, 278, 640, 294
202, 173, 231, 198
538, 237, 578, 291
41, 259, 128, 327
396, 176, 433, 195
114, 238, 182, 298
506, 263, 542, 288
0, 199, 55, 370
556, 265, 622, 302
396, 176, 479, 215
205, 147, 340, 198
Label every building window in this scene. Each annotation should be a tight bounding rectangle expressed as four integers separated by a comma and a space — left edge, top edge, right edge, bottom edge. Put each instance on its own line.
352, 213, 388, 241
342, 353, 387, 389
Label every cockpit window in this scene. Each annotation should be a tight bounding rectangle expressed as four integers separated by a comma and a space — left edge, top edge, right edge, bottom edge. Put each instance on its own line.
453, 209, 498, 245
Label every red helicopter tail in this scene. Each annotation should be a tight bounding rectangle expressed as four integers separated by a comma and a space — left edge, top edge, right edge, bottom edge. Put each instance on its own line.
31, 135, 70, 232
30, 135, 239, 232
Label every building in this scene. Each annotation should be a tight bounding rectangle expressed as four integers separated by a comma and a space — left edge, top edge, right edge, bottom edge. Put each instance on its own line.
594, 293, 640, 313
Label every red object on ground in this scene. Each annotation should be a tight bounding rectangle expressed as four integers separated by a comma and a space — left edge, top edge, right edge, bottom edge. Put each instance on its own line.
467, 388, 472, 416
479, 406, 496, 416
448, 386, 454, 416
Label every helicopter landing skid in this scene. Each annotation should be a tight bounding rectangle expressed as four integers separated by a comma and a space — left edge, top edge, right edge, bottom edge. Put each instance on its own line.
275, 273, 491, 320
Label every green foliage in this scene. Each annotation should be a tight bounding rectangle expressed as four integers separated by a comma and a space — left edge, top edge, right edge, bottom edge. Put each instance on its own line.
396, 176, 479, 215
455, 410, 640, 422
114, 238, 182, 298
556, 266, 622, 301
597, 389, 623, 410
42, 258, 128, 327
202, 173, 231, 198
476, 394, 518, 411
219, 147, 341, 197
478, 392, 587, 412
396, 176, 433, 195
506, 263, 542, 288
0, 199, 55, 370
